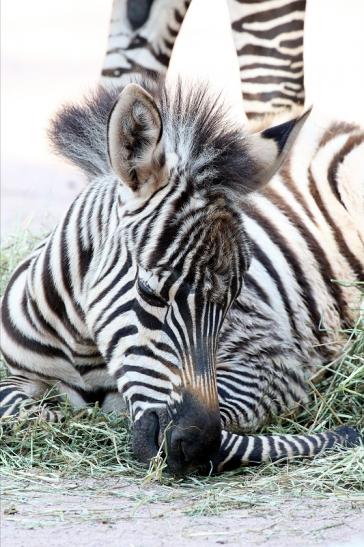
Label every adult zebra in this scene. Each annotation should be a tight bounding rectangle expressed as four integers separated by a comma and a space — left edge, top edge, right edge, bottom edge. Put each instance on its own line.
0, 75, 363, 474
102, 0, 306, 118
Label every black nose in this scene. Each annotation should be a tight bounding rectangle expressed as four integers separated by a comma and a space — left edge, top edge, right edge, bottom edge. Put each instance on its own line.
165, 393, 221, 475
132, 395, 222, 475
166, 421, 221, 474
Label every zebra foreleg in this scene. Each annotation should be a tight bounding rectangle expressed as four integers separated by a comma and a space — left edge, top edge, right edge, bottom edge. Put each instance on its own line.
0, 375, 63, 423
101, 0, 191, 84
206, 427, 361, 473
227, 0, 306, 118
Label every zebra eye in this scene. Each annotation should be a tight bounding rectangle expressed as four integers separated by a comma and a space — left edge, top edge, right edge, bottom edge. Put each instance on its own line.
137, 278, 168, 308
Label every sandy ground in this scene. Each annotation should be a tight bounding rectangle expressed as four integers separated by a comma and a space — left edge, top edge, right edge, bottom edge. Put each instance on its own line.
2, 1, 364, 546
2, 476, 364, 547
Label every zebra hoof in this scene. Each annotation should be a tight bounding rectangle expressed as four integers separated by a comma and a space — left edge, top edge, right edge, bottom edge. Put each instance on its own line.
334, 426, 362, 448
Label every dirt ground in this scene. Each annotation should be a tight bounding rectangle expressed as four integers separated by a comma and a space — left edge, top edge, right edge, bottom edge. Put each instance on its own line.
1, 476, 364, 547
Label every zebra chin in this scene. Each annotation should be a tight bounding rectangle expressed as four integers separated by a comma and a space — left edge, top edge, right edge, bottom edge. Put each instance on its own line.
132, 392, 222, 475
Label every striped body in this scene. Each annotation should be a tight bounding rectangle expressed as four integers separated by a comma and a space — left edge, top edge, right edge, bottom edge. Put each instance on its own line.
218, 119, 364, 432
102, 0, 306, 118
1, 79, 362, 471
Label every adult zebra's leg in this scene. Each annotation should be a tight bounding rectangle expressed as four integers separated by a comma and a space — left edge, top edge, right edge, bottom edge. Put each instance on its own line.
207, 426, 361, 473
227, 0, 306, 118
101, 0, 191, 85
0, 375, 63, 422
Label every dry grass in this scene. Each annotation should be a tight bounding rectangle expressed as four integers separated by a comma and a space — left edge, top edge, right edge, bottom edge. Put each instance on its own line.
1, 232, 363, 518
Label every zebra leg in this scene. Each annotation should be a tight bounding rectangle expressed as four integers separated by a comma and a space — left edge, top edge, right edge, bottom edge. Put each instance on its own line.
0, 375, 63, 422
215, 314, 361, 472
101, 0, 191, 85
227, 0, 306, 118
207, 426, 361, 473
217, 356, 310, 435
217, 298, 315, 434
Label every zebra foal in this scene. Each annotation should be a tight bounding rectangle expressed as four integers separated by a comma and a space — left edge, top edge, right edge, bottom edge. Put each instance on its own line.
0, 76, 362, 474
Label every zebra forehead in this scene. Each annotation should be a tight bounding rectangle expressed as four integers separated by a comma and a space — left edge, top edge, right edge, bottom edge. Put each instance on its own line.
136, 193, 247, 272
48, 74, 256, 190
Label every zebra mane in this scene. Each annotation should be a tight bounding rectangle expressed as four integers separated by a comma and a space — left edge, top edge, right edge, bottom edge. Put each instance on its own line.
48, 85, 119, 179
48, 74, 256, 192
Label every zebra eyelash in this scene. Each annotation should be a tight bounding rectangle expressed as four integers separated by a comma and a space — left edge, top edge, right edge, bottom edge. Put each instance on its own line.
137, 277, 169, 308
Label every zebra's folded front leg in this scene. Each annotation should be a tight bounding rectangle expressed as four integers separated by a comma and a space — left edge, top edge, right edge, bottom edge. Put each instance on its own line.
0, 375, 63, 423
207, 427, 361, 473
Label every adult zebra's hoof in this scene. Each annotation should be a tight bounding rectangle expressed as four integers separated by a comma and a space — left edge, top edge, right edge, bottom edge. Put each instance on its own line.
334, 426, 362, 447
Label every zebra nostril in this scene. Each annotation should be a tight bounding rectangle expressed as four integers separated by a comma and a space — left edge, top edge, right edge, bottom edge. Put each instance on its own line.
173, 438, 188, 465
180, 440, 197, 466
168, 429, 206, 471
168, 431, 187, 466
165, 398, 222, 474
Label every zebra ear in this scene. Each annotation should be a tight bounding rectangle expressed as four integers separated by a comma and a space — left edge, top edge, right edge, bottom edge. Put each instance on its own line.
248, 109, 311, 187
107, 83, 165, 194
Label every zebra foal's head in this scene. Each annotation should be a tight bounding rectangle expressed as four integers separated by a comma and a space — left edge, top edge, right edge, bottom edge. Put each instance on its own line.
51, 75, 308, 474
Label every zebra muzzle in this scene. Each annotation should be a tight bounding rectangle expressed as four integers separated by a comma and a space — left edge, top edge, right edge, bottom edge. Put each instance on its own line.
132, 393, 222, 475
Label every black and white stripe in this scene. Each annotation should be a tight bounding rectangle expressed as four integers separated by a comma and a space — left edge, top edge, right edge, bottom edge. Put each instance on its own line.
1, 76, 362, 472
228, 0, 306, 116
102, 0, 191, 82
101, 0, 306, 118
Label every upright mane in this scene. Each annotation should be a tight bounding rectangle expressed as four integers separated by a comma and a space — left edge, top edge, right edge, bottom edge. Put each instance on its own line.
48, 74, 255, 192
